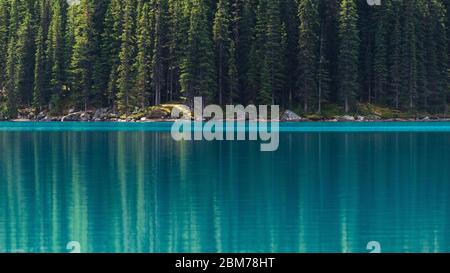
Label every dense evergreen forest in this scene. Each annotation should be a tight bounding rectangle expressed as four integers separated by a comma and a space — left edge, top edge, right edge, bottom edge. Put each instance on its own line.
0, 0, 449, 119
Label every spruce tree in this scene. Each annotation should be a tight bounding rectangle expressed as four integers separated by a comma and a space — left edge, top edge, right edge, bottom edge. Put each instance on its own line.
47, 0, 67, 112
70, 0, 96, 111
116, 0, 137, 116
151, 0, 168, 105
319, 0, 339, 106
317, 21, 331, 114
63, 1, 78, 104
399, 0, 417, 110
167, 0, 189, 102
427, 0, 448, 112
237, 0, 258, 104
415, 0, 428, 111
228, 0, 243, 104
213, 0, 232, 105
33, 0, 51, 111
387, 0, 401, 109
338, 0, 359, 113
228, 40, 239, 104
298, 0, 319, 113
14, 2, 37, 108
281, 0, 299, 108
358, 1, 373, 104
0, 0, 10, 95
101, 0, 123, 110
373, 3, 388, 104
90, 0, 109, 106
5, 0, 20, 118
259, 0, 286, 105
180, 0, 216, 105
247, 0, 267, 104
135, 1, 153, 108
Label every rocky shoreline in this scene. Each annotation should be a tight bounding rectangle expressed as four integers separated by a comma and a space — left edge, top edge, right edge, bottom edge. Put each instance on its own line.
1, 106, 450, 123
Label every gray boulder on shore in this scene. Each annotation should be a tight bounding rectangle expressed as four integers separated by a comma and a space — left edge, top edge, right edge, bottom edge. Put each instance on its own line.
338, 115, 356, 121
281, 110, 303, 121
93, 108, 112, 120
61, 111, 92, 122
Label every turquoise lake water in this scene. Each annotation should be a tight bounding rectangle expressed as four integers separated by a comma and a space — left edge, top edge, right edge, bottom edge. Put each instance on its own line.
1, 122, 450, 253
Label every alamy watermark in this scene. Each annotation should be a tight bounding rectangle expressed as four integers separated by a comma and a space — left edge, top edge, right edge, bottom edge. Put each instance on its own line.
171, 97, 280, 152
367, 241, 382, 253
367, 0, 381, 6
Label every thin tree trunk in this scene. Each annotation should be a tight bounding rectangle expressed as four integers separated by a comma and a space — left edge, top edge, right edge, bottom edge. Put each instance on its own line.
345, 96, 349, 113
219, 44, 223, 105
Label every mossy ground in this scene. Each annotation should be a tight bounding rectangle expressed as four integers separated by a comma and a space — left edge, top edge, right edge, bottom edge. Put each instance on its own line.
119, 103, 192, 120
294, 102, 450, 120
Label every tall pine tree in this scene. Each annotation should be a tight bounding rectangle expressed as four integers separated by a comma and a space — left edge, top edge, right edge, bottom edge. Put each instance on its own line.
116, 0, 137, 115
5, 0, 20, 117
213, 0, 232, 105
101, 0, 123, 110
298, 0, 319, 113
70, 0, 97, 111
180, 0, 216, 105
0, 0, 10, 96
135, 1, 153, 108
338, 0, 359, 113
47, 0, 67, 112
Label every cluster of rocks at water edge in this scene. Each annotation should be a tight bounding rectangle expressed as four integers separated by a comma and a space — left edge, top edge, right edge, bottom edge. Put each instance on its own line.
4, 107, 450, 122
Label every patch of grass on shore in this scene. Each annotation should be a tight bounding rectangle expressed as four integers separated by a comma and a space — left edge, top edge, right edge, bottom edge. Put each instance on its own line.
292, 102, 450, 120
356, 103, 450, 119
320, 104, 344, 119
293, 103, 343, 120
356, 103, 406, 119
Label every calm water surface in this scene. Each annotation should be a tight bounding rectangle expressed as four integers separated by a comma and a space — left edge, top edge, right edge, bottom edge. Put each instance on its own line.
0, 122, 450, 253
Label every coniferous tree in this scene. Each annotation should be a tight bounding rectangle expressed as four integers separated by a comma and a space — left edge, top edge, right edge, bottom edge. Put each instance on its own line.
400, 0, 418, 110
317, 18, 331, 114
320, 0, 339, 106
259, 0, 286, 105
47, 0, 67, 111
70, 0, 96, 111
180, 0, 216, 105
14, 7, 34, 106
281, 0, 299, 108
298, 0, 319, 113
167, 0, 189, 102
228, 40, 239, 104
14, 2, 38, 108
387, 0, 401, 109
88, 0, 109, 106
63, 1, 77, 102
338, 0, 359, 113
0, 0, 10, 95
247, 0, 266, 104
5, 0, 20, 118
101, 0, 123, 110
446, 0, 450, 95
33, 0, 51, 111
428, 0, 449, 112
358, 1, 373, 104
213, 0, 232, 105
116, 0, 137, 115
237, 0, 257, 104
135, 1, 153, 109
151, 0, 168, 105
373, 3, 388, 105
415, 0, 428, 111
